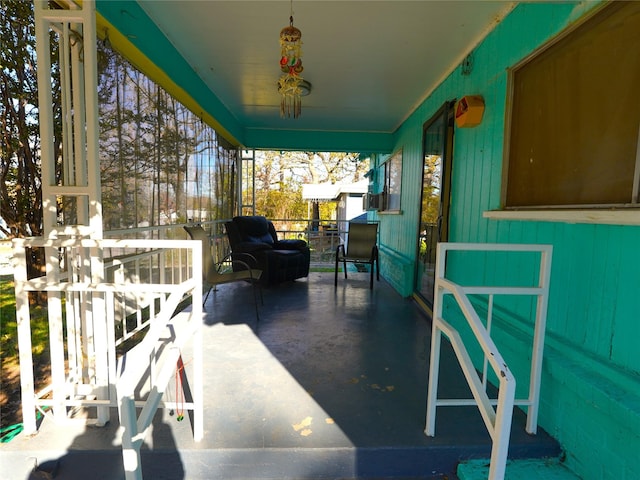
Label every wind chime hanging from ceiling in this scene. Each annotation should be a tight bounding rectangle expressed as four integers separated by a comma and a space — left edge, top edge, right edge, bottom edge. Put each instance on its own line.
278, 2, 309, 118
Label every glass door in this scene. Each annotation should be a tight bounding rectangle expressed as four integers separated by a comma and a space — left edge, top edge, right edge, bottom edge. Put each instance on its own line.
415, 102, 455, 311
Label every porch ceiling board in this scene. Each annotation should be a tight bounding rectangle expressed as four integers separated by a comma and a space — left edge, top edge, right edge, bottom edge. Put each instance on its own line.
95, 0, 515, 152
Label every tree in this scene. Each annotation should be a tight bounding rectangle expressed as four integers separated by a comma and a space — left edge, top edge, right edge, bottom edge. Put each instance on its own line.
0, 0, 55, 238
421, 154, 441, 225
253, 150, 368, 225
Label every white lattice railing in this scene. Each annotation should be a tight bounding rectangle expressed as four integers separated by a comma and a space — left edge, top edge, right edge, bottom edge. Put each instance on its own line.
425, 242, 552, 480
12, 237, 203, 454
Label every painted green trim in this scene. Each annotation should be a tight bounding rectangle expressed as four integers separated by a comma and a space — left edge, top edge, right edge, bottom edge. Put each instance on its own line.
243, 128, 394, 153
378, 244, 414, 297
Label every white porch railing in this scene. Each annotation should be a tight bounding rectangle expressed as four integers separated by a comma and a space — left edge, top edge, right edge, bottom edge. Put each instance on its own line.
106, 218, 379, 265
425, 243, 552, 480
11, 237, 203, 456
116, 286, 199, 480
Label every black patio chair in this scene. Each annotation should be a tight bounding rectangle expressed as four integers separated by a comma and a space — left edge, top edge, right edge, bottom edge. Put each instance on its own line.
335, 222, 379, 289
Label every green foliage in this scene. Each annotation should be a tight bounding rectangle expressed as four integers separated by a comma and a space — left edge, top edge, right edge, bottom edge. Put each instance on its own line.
257, 187, 307, 220
0, 276, 49, 366
253, 150, 369, 222
421, 154, 441, 225
0, 0, 48, 238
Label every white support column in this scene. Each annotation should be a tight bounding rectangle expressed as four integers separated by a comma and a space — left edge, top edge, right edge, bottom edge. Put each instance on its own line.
81, 0, 104, 239
33, 1, 58, 235
236, 149, 243, 216
32, 0, 108, 427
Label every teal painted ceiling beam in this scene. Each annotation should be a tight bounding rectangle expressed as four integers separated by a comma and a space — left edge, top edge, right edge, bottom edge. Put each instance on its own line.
243, 128, 394, 154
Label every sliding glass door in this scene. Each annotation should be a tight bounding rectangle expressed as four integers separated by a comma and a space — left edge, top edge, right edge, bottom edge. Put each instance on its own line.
414, 102, 455, 311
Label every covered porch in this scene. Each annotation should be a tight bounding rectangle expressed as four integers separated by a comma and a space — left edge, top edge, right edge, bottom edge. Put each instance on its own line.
2, 272, 560, 480
8, 1, 638, 479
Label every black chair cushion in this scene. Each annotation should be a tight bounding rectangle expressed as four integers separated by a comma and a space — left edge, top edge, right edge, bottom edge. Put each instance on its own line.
232, 216, 275, 245
275, 239, 308, 250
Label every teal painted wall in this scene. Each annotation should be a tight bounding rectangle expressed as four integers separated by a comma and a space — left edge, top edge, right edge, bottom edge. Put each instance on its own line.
378, 2, 640, 479
370, 148, 425, 297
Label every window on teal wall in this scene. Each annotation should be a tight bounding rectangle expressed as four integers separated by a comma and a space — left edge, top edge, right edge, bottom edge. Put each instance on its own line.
382, 149, 402, 212
504, 1, 640, 209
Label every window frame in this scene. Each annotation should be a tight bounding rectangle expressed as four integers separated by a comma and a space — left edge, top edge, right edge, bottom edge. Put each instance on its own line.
381, 148, 403, 213
494, 1, 640, 225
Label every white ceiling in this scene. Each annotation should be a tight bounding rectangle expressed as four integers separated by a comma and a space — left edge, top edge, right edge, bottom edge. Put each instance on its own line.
136, 1, 515, 136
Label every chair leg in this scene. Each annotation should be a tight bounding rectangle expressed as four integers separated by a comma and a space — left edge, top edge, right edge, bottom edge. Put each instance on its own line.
369, 261, 374, 290
334, 252, 340, 287
202, 285, 213, 308
343, 258, 348, 279
250, 279, 260, 322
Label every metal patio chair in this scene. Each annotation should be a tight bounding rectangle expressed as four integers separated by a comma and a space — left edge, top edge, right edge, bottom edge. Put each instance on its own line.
334, 222, 379, 290
184, 225, 263, 321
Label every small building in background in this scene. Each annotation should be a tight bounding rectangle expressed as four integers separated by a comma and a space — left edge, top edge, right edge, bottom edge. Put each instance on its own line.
302, 180, 368, 229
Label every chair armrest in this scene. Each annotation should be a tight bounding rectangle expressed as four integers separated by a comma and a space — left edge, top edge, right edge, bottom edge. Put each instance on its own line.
229, 260, 261, 280
217, 253, 261, 279
235, 241, 273, 253
219, 251, 258, 266
230, 251, 260, 269
273, 239, 308, 250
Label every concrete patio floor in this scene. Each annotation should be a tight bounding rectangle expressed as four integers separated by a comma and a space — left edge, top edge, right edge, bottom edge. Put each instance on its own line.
0, 272, 560, 479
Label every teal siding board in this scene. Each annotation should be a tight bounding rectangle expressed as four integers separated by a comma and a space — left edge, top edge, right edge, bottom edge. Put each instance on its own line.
379, 2, 639, 479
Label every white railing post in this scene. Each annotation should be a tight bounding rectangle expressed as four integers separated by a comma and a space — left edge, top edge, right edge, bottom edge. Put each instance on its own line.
425, 242, 445, 436
44, 242, 66, 422
491, 371, 516, 480
191, 241, 204, 441
525, 245, 553, 433
12, 241, 37, 434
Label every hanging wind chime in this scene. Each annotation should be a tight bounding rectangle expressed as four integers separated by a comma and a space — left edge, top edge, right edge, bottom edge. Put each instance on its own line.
278, 5, 306, 118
